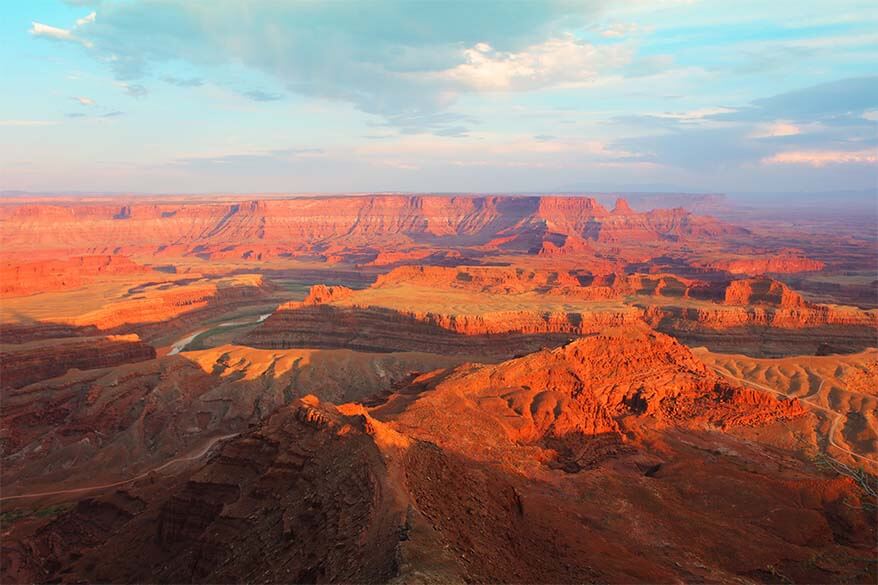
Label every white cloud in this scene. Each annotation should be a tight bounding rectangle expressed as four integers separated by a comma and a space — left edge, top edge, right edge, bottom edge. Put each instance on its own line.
30, 22, 75, 42
762, 149, 877, 166
30, 17, 94, 48
600, 23, 648, 38
749, 120, 801, 138
76, 12, 96, 27
437, 35, 632, 92
73, 96, 96, 106
863, 110, 878, 122
652, 107, 736, 122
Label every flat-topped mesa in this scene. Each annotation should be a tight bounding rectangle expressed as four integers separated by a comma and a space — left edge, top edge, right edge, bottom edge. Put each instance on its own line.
647, 301, 878, 356
370, 265, 705, 300
63, 274, 273, 336
705, 249, 825, 275
0, 255, 150, 297
724, 277, 808, 308
372, 265, 583, 292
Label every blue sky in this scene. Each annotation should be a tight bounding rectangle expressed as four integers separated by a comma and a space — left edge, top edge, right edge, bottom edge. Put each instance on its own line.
1, 0, 876, 194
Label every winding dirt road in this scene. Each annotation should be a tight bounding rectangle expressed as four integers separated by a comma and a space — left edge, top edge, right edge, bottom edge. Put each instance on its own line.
0, 433, 240, 503
711, 367, 877, 465
3, 311, 274, 505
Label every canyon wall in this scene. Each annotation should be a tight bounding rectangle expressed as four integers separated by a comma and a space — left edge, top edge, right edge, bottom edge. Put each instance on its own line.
0, 196, 742, 257
0, 334, 155, 390
241, 303, 644, 358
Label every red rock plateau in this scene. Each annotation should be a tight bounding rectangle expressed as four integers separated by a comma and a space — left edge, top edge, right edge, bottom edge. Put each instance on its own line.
0, 196, 744, 258
0, 255, 150, 297
1, 194, 876, 584
243, 269, 877, 357
704, 250, 826, 275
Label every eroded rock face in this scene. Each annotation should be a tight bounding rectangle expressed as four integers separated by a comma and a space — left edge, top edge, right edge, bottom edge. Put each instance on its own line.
241, 303, 644, 357
0, 345, 460, 493
3, 399, 402, 584
0, 334, 155, 391
647, 303, 878, 355
724, 277, 808, 307
246, 274, 877, 357
301, 284, 355, 305
0, 195, 744, 259
376, 326, 807, 470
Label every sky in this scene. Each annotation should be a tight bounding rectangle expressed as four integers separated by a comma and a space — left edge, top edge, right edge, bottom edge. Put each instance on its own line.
1, 0, 876, 194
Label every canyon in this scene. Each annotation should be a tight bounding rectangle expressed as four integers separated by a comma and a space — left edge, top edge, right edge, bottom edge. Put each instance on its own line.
0, 194, 875, 584
2, 329, 874, 583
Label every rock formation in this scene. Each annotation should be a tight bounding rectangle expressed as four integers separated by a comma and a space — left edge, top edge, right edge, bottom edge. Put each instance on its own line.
0, 195, 745, 260
0, 255, 149, 297
705, 250, 825, 275
3, 330, 874, 584
64, 274, 273, 338
0, 334, 155, 391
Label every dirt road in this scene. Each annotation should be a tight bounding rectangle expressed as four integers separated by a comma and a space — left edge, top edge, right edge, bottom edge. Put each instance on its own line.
0, 432, 240, 503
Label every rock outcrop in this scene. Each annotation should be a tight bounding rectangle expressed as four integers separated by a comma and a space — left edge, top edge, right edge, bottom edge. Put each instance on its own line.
301, 284, 355, 305
724, 277, 808, 307
241, 303, 644, 358
0, 255, 149, 297
0, 334, 155, 391
648, 304, 878, 355
0, 345, 461, 492
705, 250, 825, 275
246, 273, 876, 357
64, 274, 272, 338
379, 326, 807, 469
2, 398, 401, 584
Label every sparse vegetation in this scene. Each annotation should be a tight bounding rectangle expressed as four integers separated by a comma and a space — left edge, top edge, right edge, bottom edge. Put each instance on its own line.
0, 504, 72, 527
813, 453, 878, 510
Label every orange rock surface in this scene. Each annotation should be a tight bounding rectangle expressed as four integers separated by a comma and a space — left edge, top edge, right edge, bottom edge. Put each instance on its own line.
724, 277, 808, 307
1, 194, 875, 584
63, 274, 273, 336
3, 330, 874, 584
0, 255, 149, 297
705, 249, 825, 274
0, 195, 743, 258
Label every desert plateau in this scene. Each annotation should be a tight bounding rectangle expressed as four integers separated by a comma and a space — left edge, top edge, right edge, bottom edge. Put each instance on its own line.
2, 1, 877, 583
1, 192, 875, 584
